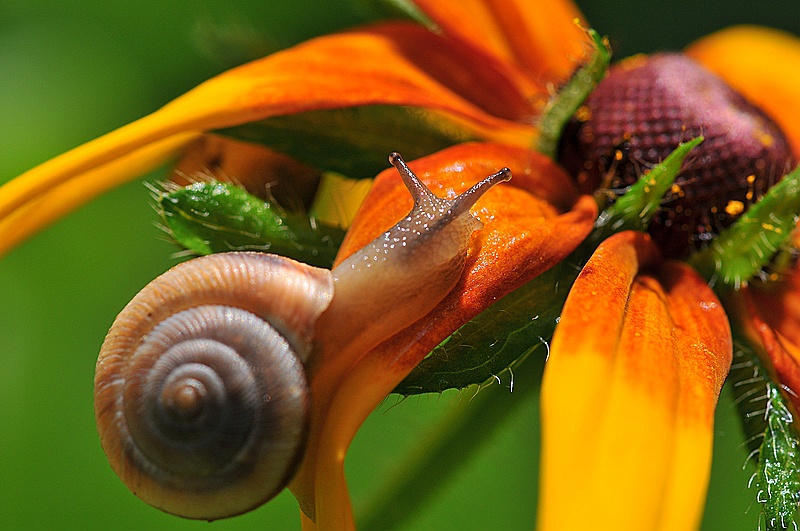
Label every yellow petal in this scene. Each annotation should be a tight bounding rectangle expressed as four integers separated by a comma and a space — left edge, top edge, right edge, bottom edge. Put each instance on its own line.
538, 231, 731, 531
686, 26, 800, 157
0, 132, 198, 255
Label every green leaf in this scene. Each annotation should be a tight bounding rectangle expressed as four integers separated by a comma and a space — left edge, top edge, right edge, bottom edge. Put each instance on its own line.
217, 105, 477, 179
159, 181, 344, 268
690, 165, 800, 290
396, 140, 701, 394
395, 258, 577, 395
535, 29, 612, 159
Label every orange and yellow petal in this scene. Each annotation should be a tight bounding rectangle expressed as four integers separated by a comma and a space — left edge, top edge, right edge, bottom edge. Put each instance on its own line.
413, 0, 591, 87
0, 22, 534, 258
293, 143, 597, 528
0, 132, 198, 256
686, 26, 800, 157
538, 231, 731, 531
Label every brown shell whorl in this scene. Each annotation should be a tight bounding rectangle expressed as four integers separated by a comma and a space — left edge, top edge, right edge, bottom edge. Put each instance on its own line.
94, 252, 334, 520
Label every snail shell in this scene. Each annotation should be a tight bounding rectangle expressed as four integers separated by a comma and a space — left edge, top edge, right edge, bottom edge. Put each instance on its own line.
94, 153, 511, 520
95, 253, 334, 519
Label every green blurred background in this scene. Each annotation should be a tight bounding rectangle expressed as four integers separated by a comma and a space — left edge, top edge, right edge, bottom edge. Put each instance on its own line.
1, 1, 798, 529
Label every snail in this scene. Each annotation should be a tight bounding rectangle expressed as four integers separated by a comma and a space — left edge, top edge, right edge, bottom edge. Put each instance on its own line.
94, 152, 511, 520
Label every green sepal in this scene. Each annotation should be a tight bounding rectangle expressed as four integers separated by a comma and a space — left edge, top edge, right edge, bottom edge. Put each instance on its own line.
535, 29, 612, 159
725, 321, 800, 529
690, 165, 800, 290
217, 105, 476, 179
586, 136, 703, 245
757, 383, 800, 530
397, 139, 700, 394
159, 181, 344, 268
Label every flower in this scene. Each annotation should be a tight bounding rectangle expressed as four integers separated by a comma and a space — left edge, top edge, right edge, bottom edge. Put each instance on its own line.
1, 1, 799, 530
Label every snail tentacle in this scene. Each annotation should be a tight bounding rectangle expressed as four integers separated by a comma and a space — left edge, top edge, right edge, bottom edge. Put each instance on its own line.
94, 152, 512, 521
315, 153, 511, 362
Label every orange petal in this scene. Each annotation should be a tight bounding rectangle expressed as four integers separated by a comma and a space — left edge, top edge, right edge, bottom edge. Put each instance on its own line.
0, 22, 532, 257
538, 231, 731, 531
740, 265, 800, 411
413, 0, 591, 87
742, 301, 800, 414
302, 143, 597, 528
336, 144, 596, 354
686, 26, 800, 157
748, 262, 800, 350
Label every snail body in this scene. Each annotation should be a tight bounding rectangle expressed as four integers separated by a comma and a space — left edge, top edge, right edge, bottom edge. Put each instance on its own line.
94, 153, 510, 520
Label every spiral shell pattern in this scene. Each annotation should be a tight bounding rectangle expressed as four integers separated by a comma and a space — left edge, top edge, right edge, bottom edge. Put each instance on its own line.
94, 252, 334, 519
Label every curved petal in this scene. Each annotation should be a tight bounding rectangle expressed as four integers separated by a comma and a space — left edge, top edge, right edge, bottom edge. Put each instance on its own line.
413, 0, 591, 86
538, 231, 731, 531
748, 261, 800, 351
686, 26, 800, 157
744, 302, 800, 414
0, 132, 198, 256
295, 143, 597, 527
0, 22, 532, 258
742, 263, 800, 411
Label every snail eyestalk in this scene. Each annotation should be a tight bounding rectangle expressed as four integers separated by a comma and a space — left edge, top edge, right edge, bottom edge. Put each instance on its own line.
94, 151, 511, 523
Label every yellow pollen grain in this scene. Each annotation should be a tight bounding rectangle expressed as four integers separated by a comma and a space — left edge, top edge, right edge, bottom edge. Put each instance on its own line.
754, 129, 775, 148
670, 184, 682, 196
746, 174, 756, 184
615, 150, 623, 161
746, 190, 754, 200
761, 223, 782, 234
725, 200, 745, 216
575, 106, 591, 122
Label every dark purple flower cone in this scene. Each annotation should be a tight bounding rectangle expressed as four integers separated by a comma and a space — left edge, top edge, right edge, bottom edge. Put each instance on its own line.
560, 53, 794, 257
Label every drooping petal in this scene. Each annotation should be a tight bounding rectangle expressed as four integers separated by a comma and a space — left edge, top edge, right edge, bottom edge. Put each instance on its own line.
740, 261, 800, 411
743, 300, 800, 415
686, 26, 800, 157
295, 143, 597, 528
538, 231, 731, 531
0, 22, 533, 257
748, 261, 800, 351
412, 0, 591, 87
